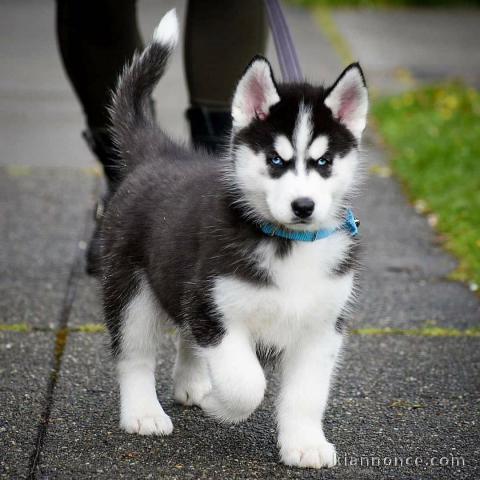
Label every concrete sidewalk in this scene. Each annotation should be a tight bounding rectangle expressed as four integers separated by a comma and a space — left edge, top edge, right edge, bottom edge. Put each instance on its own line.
1, 1, 479, 479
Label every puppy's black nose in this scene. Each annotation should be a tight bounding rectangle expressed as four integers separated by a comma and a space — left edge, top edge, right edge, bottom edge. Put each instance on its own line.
291, 197, 315, 219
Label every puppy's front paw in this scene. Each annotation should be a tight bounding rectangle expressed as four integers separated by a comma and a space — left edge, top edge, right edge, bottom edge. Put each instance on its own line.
173, 346, 212, 407
121, 407, 173, 436
174, 376, 212, 407
173, 362, 212, 407
279, 433, 336, 469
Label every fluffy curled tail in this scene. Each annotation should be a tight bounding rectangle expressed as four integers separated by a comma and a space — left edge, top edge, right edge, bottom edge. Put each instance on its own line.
109, 9, 179, 175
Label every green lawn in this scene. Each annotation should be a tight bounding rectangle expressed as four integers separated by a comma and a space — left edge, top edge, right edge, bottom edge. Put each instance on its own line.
372, 84, 480, 288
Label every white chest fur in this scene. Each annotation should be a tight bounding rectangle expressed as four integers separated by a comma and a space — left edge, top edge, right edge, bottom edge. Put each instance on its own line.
213, 233, 355, 349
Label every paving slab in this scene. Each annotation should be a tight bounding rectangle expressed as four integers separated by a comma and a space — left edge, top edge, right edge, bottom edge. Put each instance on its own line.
0, 167, 93, 277
354, 273, 480, 329
0, 167, 94, 326
0, 0, 91, 169
333, 8, 480, 92
39, 332, 479, 479
68, 272, 103, 328
358, 141, 455, 278
0, 332, 55, 479
353, 139, 480, 329
0, 279, 66, 329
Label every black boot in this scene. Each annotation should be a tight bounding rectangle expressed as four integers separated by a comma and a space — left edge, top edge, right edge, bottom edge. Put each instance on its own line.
186, 106, 232, 154
82, 128, 121, 276
83, 128, 123, 193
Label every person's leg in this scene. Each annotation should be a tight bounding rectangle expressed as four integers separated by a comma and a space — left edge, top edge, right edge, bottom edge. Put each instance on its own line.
56, 0, 143, 190
184, 0, 267, 152
56, 0, 143, 274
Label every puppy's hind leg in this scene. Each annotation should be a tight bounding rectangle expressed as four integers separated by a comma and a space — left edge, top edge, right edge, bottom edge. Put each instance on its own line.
173, 333, 212, 407
115, 279, 173, 436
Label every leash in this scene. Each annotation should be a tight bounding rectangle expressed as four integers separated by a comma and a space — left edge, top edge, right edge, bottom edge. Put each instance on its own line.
264, 0, 303, 82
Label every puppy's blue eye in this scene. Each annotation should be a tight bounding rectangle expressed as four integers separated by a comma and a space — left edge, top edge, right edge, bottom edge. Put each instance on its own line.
316, 155, 330, 167
269, 155, 285, 167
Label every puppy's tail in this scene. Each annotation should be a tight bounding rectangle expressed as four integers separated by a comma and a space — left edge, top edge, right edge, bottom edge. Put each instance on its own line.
109, 9, 179, 175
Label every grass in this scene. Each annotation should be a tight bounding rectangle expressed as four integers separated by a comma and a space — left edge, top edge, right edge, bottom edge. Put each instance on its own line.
372, 84, 480, 288
289, 0, 480, 7
0, 323, 106, 333
0, 323, 31, 332
352, 326, 480, 337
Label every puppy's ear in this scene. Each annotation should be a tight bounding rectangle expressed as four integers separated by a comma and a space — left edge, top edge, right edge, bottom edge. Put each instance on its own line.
324, 63, 368, 139
232, 56, 280, 130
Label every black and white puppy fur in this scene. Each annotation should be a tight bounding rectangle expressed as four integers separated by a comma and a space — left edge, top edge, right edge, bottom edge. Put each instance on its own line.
101, 10, 368, 469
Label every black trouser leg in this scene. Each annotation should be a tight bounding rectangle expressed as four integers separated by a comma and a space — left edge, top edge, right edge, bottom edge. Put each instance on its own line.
56, 0, 142, 188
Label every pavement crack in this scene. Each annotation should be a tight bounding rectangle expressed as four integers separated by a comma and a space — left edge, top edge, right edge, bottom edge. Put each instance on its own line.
26, 256, 82, 479
26, 185, 99, 480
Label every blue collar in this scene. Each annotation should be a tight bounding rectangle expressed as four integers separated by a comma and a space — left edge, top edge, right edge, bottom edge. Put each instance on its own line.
259, 209, 359, 241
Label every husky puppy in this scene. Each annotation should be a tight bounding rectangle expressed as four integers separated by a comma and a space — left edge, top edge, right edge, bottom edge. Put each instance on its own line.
101, 9, 368, 469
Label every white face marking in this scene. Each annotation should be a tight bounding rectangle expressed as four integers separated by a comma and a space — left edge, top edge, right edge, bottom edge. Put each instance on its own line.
293, 103, 313, 172
308, 135, 329, 160
232, 140, 361, 230
274, 135, 294, 161
230, 144, 272, 222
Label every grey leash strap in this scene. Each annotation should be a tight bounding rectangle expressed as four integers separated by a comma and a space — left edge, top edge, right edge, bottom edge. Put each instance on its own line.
264, 0, 303, 82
